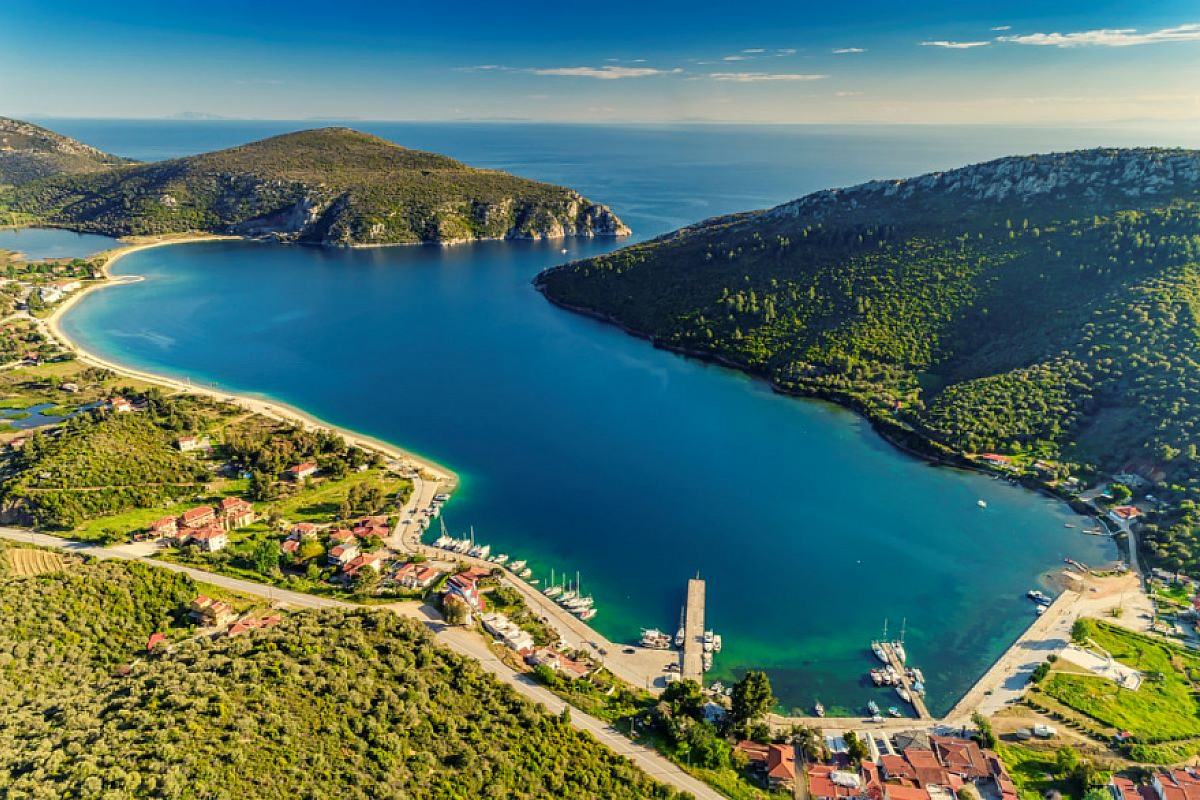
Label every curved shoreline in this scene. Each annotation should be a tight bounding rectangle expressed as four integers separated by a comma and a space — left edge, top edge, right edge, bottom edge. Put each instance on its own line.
40, 233, 458, 487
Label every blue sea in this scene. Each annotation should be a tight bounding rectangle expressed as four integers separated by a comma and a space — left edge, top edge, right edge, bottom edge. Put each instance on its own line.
45, 118, 1180, 715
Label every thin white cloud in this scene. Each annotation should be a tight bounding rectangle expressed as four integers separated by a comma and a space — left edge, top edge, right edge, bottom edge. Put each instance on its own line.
921, 40, 990, 49
991, 25, 1012, 31
742, 48, 766, 53
531, 65, 681, 79
710, 72, 828, 82
722, 55, 751, 61
998, 23, 1200, 47
835, 91, 864, 97
776, 48, 797, 55
833, 47, 866, 54
455, 64, 515, 72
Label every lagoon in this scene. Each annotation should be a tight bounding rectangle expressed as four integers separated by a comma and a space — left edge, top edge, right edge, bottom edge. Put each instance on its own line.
0, 227, 117, 260
56, 121, 1131, 715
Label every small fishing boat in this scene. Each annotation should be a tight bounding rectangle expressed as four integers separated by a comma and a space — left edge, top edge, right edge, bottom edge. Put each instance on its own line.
492, 553, 509, 565
814, 701, 826, 718
544, 584, 563, 597
888, 707, 901, 718
896, 687, 911, 703
509, 560, 527, 572
518, 567, 532, 579
912, 680, 925, 695
867, 700, 880, 715
674, 607, 685, 647
871, 641, 888, 663
712, 634, 722, 652
977, 499, 988, 509
870, 669, 885, 686
578, 608, 597, 621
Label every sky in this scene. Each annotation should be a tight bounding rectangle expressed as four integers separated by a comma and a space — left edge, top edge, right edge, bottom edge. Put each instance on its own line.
2, 1, 1200, 125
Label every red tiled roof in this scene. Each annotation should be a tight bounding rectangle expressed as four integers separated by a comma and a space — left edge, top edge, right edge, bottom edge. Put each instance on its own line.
881, 755, 916, 781
886, 786, 932, 800
181, 505, 215, 523
150, 516, 177, 530
220, 496, 252, 512
1112, 505, 1143, 520
1112, 778, 1141, 800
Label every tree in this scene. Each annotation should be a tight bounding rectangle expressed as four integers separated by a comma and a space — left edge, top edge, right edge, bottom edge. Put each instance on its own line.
662, 679, 704, 721
251, 538, 279, 576
1109, 483, 1133, 504
352, 567, 380, 594
844, 730, 868, 764
730, 670, 774, 731
972, 712, 997, 749
442, 595, 469, 625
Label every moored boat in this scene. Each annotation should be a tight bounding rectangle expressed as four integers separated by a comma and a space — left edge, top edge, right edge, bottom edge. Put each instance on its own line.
578, 608, 597, 621
641, 628, 672, 649
867, 700, 880, 715
814, 701, 826, 718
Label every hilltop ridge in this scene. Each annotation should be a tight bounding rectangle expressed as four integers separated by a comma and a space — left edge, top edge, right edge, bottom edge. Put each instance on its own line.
0, 117, 133, 187
4, 125, 629, 245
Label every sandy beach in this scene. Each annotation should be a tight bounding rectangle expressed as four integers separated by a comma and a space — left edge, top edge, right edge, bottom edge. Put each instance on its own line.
39, 233, 458, 487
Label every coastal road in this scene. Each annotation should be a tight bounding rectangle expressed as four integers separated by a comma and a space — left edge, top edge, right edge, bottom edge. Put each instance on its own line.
0, 528, 722, 800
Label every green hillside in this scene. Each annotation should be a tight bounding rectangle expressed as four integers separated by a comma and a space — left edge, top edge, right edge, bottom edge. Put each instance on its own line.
535, 148, 1200, 569
0, 551, 682, 799
6, 126, 629, 245
0, 117, 132, 187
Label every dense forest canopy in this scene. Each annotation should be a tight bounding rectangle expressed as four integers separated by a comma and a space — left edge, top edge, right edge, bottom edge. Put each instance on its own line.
536, 148, 1200, 571
0, 550, 682, 799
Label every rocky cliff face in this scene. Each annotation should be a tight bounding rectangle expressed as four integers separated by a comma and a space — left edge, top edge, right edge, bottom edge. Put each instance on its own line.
8, 125, 630, 245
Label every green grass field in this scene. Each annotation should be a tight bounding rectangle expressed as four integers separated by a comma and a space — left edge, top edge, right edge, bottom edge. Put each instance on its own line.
1040, 619, 1200, 740
270, 469, 410, 524
996, 743, 1079, 800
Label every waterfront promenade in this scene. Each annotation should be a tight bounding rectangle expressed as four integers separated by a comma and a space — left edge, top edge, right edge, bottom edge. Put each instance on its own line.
681, 577, 706, 684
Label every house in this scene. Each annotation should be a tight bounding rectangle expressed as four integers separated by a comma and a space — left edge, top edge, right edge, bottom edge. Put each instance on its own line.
327, 528, 356, 544
342, 549, 389, 579
884, 786, 933, 800
359, 515, 389, 528
60, 382, 79, 393
328, 543, 360, 566
930, 736, 989, 781
38, 281, 80, 303
180, 505, 216, 528
393, 561, 443, 590
107, 396, 134, 413
227, 614, 282, 637
286, 461, 318, 481
280, 539, 300, 555
289, 522, 320, 540
807, 765, 866, 800
145, 515, 178, 539
188, 524, 228, 552
176, 435, 212, 453
189, 595, 236, 627
481, 612, 535, 652
984, 750, 1019, 800
353, 523, 390, 541
524, 646, 591, 678
1152, 770, 1200, 800
1109, 505, 1144, 524
735, 741, 797, 791
979, 453, 1012, 466
457, 565, 494, 583
219, 496, 255, 529
1111, 777, 1144, 800
444, 573, 483, 611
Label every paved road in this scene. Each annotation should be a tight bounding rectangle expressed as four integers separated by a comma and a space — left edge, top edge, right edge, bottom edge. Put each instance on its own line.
0, 527, 721, 800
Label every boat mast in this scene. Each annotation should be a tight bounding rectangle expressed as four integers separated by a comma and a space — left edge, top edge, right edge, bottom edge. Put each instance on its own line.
899, 618, 906, 643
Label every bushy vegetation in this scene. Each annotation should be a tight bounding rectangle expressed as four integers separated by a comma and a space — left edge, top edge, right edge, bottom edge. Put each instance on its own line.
537, 149, 1200, 573
0, 552, 683, 798
6, 127, 626, 245
0, 116, 131, 187
1038, 618, 1200, 741
1, 410, 209, 527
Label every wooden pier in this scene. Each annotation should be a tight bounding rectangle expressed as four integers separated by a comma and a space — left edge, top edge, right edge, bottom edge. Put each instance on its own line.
680, 577, 706, 684
883, 643, 931, 720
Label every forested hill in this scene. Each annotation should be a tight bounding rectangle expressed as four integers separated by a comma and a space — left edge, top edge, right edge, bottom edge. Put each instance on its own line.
0, 550, 682, 798
5, 125, 629, 245
536, 148, 1200, 524
0, 117, 133, 186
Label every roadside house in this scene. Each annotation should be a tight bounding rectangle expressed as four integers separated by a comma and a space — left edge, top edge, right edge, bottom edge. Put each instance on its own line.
328, 543, 360, 566
227, 614, 282, 637
176, 435, 212, 453
187, 524, 229, 552
219, 496, 255, 530
144, 515, 178, 540
286, 461, 318, 481
393, 561, 443, 590
189, 595, 236, 627
1109, 505, 1144, 524
524, 646, 590, 678
180, 505, 216, 529
736, 741, 797, 791
342, 549, 389, 579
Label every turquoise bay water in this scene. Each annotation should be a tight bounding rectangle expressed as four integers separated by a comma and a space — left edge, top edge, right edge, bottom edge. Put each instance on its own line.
54, 122, 1136, 715
0, 227, 117, 260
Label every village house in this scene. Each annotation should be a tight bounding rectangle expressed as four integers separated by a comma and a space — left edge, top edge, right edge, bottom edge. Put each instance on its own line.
219, 496, 255, 530
1109, 505, 1144, 524
142, 515, 178, 540
189, 595, 236, 627
285, 461, 319, 481
328, 543, 360, 566
187, 524, 229, 552
227, 614, 282, 638
353, 522, 390, 541
481, 612, 536, 652
342, 549, 389, 579
290, 522, 321, 540
523, 646, 591, 678
807, 764, 866, 800
327, 528, 356, 544
176, 435, 212, 453
444, 573, 483, 612
280, 539, 301, 556
393, 561, 443, 590
735, 741, 797, 792
107, 396, 134, 413
180, 504, 217, 529
1151, 769, 1200, 800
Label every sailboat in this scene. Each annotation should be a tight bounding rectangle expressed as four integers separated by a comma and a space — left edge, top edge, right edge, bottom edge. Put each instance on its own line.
543, 568, 563, 597
892, 619, 907, 664
674, 607, 685, 648
871, 619, 889, 663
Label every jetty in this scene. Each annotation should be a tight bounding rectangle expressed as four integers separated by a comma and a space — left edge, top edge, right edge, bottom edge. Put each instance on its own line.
680, 576, 706, 684
883, 642, 931, 720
